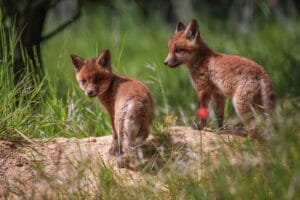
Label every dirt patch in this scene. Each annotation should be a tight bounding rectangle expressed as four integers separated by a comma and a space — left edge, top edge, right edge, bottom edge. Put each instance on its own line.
0, 126, 246, 199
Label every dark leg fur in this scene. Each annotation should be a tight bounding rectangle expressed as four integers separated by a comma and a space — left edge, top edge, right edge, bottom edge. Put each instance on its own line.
213, 93, 225, 129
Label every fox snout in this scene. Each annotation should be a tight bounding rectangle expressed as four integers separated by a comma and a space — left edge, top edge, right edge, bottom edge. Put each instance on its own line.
164, 55, 180, 68
84, 89, 99, 97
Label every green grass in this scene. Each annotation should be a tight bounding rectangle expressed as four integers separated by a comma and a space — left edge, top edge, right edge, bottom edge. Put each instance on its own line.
42, 3, 300, 125
1, 2, 300, 199
0, 22, 111, 139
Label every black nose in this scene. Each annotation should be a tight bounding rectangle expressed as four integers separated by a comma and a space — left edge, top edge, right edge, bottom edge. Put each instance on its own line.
86, 90, 93, 95
164, 60, 168, 65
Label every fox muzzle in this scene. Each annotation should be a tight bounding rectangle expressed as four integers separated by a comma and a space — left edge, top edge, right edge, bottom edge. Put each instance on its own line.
164, 58, 181, 68
85, 89, 99, 97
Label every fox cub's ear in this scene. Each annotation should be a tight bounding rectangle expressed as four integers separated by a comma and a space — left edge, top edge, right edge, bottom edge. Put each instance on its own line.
70, 54, 84, 72
184, 19, 199, 41
175, 22, 186, 33
97, 49, 112, 71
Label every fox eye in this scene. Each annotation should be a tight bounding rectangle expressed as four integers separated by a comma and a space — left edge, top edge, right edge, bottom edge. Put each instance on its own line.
175, 48, 184, 53
94, 77, 101, 83
80, 79, 86, 84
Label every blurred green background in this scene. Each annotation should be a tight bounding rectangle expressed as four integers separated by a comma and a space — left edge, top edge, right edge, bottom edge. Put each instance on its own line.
1, 0, 300, 138
42, 0, 300, 124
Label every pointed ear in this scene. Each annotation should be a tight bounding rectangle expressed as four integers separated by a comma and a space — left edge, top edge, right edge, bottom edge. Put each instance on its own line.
184, 19, 199, 41
70, 54, 84, 72
175, 22, 186, 33
97, 49, 112, 71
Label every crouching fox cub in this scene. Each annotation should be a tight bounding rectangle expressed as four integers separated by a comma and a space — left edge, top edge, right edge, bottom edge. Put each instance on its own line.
71, 50, 154, 167
164, 19, 276, 137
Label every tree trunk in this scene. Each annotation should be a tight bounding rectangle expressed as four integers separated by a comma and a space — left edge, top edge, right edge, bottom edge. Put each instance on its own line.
0, 0, 50, 87
1, 0, 81, 87
13, 1, 50, 85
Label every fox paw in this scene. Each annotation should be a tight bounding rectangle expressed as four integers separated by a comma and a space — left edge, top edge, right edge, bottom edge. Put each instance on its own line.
192, 120, 205, 130
109, 146, 123, 156
116, 156, 130, 168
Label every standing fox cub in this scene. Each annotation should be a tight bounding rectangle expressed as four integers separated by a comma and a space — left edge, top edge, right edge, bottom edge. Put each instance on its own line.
71, 50, 154, 166
164, 19, 276, 135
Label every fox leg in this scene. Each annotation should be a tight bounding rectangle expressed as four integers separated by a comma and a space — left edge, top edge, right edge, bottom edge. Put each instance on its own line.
193, 92, 211, 130
109, 130, 123, 156
213, 93, 225, 129
232, 92, 257, 138
112, 125, 128, 168
109, 117, 123, 156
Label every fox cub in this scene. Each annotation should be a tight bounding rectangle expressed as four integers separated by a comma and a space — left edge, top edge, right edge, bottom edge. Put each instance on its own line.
164, 19, 276, 135
71, 50, 154, 166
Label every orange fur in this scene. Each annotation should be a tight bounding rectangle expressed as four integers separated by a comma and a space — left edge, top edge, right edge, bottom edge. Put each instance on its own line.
71, 50, 154, 166
165, 19, 276, 135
